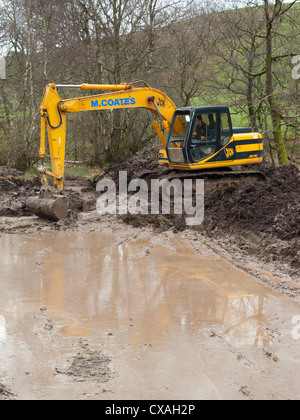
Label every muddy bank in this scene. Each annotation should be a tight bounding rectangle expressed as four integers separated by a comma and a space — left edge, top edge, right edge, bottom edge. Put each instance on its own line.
0, 167, 42, 217
204, 163, 300, 242
93, 148, 300, 282
203, 163, 300, 281
0, 166, 93, 219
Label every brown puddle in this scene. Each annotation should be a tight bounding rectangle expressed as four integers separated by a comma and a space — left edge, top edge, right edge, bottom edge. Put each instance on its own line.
0, 230, 299, 400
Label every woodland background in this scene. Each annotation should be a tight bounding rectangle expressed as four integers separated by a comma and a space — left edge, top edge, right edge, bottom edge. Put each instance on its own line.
0, 0, 299, 172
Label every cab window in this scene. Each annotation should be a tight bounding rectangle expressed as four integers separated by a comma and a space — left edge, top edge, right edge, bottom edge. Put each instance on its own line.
191, 113, 216, 143
168, 112, 190, 163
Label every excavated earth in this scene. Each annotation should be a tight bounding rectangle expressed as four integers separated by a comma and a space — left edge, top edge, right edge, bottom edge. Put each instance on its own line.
0, 146, 300, 400
0, 145, 299, 284
93, 145, 300, 283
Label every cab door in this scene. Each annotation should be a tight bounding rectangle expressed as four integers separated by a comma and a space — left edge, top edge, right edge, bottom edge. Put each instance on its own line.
166, 110, 192, 164
218, 111, 235, 162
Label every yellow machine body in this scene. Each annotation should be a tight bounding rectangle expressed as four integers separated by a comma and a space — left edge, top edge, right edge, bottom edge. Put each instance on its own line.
39, 81, 263, 190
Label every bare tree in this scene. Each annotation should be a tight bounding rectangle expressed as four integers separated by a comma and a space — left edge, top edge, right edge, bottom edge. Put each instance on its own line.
214, 0, 299, 164
0, 0, 299, 168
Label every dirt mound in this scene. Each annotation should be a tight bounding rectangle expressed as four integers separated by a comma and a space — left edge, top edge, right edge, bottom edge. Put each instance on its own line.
94, 148, 299, 279
0, 166, 24, 178
94, 144, 163, 186
203, 163, 300, 279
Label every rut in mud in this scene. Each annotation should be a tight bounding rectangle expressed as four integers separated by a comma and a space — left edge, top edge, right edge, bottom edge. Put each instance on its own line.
0, 383, 14, 400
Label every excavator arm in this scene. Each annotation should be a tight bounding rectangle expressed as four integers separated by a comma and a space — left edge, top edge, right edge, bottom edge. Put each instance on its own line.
39, 81, 181, 190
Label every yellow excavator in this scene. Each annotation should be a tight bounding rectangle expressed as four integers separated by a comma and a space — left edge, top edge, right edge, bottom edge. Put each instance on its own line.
27, 80, 264, 220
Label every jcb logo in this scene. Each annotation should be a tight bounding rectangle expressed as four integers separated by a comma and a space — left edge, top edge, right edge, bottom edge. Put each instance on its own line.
225, 148, 234, 159
157, 97, 165, 107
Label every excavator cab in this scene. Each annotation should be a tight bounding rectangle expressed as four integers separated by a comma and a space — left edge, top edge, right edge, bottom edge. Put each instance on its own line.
159, 106, 263, 170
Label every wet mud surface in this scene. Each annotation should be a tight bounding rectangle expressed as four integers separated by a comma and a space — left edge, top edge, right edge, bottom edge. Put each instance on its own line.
97, 147, 300, 282
1, 147, 299, 283
0, 226, 299, 400
0, 151, 299, 400
0, 224, 300, 399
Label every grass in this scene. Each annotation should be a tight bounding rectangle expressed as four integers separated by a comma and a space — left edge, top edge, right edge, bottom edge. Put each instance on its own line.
191, 93, 251, 128
64, 164, 101, 180
23, 165, 40, 181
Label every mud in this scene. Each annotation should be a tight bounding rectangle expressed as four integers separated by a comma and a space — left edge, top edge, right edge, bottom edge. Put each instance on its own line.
0, 167, 42, 217
56, 341, 112, 384
0, 150, 299, 284
0, 383, 14, 400
203, 163, 300, 282
93, 148, 300, 282
0, 227, 299, 400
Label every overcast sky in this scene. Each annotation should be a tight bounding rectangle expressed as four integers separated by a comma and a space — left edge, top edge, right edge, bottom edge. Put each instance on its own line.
0, 0, 299, 57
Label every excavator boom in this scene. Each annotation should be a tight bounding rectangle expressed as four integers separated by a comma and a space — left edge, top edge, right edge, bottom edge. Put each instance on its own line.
39, 81, 182, 190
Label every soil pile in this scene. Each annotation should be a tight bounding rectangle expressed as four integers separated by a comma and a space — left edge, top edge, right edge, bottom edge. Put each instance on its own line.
1, 147, 299, 280
94, 144, 163, 186
58, 348, 112, 384
94, 148, 300, 278
95, 147, 300, 240
204, 163, 300, 278
204, 163, 300, 241
0, 383, 14, 400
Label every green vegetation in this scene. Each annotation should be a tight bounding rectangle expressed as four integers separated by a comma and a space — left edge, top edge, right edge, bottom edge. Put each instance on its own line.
64, 165, 102, 180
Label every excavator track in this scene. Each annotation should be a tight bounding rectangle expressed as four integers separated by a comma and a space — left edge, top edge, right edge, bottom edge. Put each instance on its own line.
137, 168, 267, 193
164, 169, 266, 193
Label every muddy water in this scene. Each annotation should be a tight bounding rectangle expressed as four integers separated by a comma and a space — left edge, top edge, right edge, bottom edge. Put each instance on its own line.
0, 229, 299, 400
